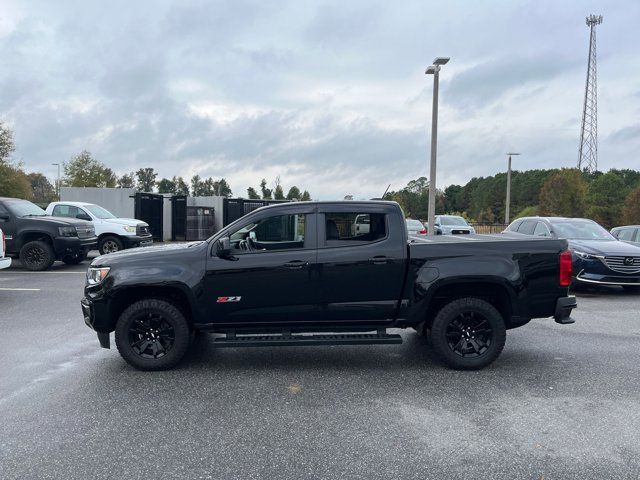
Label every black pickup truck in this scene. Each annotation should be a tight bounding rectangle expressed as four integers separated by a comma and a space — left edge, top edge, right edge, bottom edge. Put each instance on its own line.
0, 197, 97, 270
82, 201, 576, 371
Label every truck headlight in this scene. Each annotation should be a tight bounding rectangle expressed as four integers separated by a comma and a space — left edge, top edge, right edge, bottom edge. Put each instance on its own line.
122, 225, 135, 233
87, 267, 110, 285
58, 226, 78, 237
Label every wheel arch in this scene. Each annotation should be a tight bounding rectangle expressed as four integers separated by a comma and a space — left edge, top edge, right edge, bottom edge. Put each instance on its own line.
17, 231, 54, 251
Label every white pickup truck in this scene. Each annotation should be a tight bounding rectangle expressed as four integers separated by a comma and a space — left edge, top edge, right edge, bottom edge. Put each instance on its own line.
0, 227, 11, 269
46, 202, 153, 255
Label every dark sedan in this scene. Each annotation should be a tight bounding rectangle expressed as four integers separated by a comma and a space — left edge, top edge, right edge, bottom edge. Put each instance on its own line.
504, 216, 640, 291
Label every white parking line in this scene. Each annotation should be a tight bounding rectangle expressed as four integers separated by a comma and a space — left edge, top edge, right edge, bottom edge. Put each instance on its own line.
0, 287, 41, 291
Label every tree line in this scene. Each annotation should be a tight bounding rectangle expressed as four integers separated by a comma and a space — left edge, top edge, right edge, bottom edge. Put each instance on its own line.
0, 122, 311, 203
384, 168, 640, 229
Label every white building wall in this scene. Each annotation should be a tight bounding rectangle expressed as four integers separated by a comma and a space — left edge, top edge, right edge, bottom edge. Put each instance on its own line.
60, 187, 136, 218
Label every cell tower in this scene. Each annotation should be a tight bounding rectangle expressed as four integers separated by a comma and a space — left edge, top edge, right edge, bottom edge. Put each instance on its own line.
577, 14, 603, 173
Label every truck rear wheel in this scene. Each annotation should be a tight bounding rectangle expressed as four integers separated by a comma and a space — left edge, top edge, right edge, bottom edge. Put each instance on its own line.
19, 240, 55, 271
115, 299, 191, 371
99, 236, 123, 255
429, 297, 506, 370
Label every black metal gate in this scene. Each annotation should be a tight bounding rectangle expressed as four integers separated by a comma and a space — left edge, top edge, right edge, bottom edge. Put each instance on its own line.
223, 198, 289, 226
186, 206, 216, 241
134, 193, 164, 241
171, 195, 187, 241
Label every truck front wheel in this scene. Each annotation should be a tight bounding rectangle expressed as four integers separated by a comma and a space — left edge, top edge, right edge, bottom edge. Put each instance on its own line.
19, 240, 55, 271
429, 297, 506, 370
99, 236, 124, 255
115, 299, 191, 371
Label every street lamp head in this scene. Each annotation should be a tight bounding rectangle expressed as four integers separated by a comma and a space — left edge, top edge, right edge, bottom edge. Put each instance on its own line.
506, 152, 521, 156
433, 57, 450, 65
425, 66, 437, 75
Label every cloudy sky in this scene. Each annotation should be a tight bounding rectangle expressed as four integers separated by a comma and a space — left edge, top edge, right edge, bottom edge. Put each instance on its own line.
1, 0, 638, 199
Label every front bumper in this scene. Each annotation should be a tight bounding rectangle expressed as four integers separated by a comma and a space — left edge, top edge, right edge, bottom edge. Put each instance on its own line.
81, 293, 113, 348
554, 296, 577, 324
575, 271, 640, 286
54, 235, 98, 254
0, 256, 11, 269
122, 235, 153, 248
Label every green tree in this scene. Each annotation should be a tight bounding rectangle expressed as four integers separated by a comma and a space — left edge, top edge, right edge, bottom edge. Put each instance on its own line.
117, 172, 136, 188
247, 187, 260, 199
260, 178, 272, 199
0, 163, 31, 199
191, 175, 204, 196
157, 177, 177, 194
622, 186, 640, 225
585, 172, 628, 228
286, 186, 301, 200
174, 176, 189, 195
212, 178, 232, 197
0, 122, 16, 165
300, 190, 311, 201
63, 150, 117, 188
274, 184, 285, 200
28, 173, 56, 203
136, 168, 157, 192
538, 169, 588, 217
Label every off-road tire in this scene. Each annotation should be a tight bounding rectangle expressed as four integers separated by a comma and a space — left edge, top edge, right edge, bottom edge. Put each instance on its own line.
429, 297, 506, 370
19, 240, 55, 271
99, 236, 124, 255
115, 298, 191, 371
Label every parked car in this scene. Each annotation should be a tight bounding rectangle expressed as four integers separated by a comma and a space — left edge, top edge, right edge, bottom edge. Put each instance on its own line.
350, 213, 370, 236
0, 228, 11, 270
505, 216, 640, 291
82, 200, 576, 372
46, 201, 152, 255
0, 197, 97, 271
434, 215, 475, 235
611, 225, 640, 247
406, 218, 427, 236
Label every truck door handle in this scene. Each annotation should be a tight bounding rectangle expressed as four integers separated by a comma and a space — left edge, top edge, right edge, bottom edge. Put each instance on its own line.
284, 260, 309, 270
368, 256, 388, 265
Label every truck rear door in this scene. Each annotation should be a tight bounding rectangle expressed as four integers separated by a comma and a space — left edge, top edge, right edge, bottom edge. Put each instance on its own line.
316, 204, 406, 322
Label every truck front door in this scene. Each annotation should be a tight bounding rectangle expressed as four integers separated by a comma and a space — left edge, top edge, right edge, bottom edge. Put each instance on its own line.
204, 206, 318, 326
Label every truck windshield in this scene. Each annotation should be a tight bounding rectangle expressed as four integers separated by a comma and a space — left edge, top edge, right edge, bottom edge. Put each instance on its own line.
5, 200, 47, 217
85, 205, 117, 219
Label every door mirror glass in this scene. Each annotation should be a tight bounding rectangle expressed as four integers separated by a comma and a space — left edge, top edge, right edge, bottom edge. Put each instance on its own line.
216, 237, 231, 257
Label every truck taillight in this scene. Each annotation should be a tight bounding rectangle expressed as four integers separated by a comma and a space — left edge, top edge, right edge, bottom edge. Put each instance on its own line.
559, 250, 573, 287
419, 228, 427, 234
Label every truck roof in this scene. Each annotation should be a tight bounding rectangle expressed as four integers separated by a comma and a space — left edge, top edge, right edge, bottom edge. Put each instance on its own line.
48, 201, 95, 207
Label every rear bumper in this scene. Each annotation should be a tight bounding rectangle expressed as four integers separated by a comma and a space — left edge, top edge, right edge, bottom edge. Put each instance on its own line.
122, 235, 153, 248
0, 256, 11, 269
554, 296, 577, 324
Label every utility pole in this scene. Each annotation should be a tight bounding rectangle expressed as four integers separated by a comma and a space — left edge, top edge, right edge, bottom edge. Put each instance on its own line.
578, 14, 603, 172
52, 163, 61, 199
505, 153, 520, 224
425, 57, 450, 236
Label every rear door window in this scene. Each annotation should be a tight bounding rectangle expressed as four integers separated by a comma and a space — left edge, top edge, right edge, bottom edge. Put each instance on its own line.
324, 212, 387, 246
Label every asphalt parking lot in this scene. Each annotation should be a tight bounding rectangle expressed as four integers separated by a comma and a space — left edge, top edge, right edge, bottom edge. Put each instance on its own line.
1, 256, 639, 480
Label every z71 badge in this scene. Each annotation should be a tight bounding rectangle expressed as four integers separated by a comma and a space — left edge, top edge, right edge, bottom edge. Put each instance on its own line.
216, 296, 242, 303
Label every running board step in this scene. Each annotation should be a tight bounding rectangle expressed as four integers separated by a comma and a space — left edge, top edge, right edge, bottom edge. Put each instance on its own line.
213, 331, 402, 348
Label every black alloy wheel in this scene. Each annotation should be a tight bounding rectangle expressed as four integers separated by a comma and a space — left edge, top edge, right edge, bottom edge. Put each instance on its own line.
429, 297, 506, 370
19, 240, 55, 271
445, 311, 493, 358
115, 299, 191, 370
128, 313, 176, 359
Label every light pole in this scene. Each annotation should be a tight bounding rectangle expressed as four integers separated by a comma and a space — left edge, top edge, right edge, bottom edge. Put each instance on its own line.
504, 153, 520, 224
425, 57, 449, 236
52, 163, 61, 199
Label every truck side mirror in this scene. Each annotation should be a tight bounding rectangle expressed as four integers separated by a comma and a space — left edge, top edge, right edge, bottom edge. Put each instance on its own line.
76, 213, 91, 221
216, 237, 231, 258
0, 214, 9, 221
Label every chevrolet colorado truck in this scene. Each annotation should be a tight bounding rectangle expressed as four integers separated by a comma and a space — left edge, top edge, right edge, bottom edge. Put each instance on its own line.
82, 201, 576, 371
0, 197, 97, 271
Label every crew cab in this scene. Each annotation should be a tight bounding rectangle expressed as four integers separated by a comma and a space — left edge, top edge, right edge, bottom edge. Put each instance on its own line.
0, 197, 97, 271
82, 201, 576, 371
0, 228, 11, 270
46, 201, 152, 255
